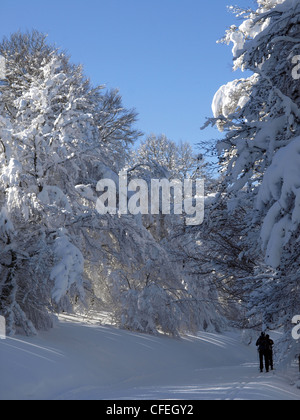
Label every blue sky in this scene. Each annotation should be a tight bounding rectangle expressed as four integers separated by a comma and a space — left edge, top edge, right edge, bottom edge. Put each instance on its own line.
0, 0, 256, 150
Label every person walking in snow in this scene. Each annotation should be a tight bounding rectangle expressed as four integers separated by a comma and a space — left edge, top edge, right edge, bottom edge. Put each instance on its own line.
265, 334, 274, 371
256, 332, 269, 373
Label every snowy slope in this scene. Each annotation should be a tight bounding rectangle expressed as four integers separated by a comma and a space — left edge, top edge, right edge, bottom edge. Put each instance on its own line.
0, 315, 299, 400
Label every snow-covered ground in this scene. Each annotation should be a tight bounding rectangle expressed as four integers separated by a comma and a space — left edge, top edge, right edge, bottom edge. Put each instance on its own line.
0, 315, 299, 400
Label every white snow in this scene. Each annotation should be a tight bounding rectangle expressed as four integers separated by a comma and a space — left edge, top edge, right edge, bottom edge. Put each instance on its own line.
227, 0, 287, 59
0, 315, 299, 400
38, 186, 72, 213
1, 159, 22, 187
257, 136, 300, 267
211, 76, 257, 119
50, 230, 85, 304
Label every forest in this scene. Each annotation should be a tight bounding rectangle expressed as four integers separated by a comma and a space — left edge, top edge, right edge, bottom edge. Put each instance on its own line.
0, 0, 299, 365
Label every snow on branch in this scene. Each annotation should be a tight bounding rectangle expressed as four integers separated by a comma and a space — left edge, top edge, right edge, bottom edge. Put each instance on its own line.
50, 229, 84, 305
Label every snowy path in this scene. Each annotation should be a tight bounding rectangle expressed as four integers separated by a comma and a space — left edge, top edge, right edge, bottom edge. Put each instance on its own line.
0, 316, 299, 400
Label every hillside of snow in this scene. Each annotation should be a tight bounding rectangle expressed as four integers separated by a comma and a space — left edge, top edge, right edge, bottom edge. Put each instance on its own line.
0, 315, 299, 400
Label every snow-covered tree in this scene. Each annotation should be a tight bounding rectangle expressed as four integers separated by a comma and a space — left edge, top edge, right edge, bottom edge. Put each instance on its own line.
206, 0, 300, 358
0, 30, 223, 338
131, 134, 204, 179
0, 31, 141, 335
125, 135, 225, 333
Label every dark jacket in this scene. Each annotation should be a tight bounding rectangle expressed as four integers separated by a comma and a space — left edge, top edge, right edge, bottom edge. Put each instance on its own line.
266, 336, 274, 353
256, 334, 268, 353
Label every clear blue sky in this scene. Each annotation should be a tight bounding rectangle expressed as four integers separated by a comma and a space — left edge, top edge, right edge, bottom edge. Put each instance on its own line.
0, 0, 256, 150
